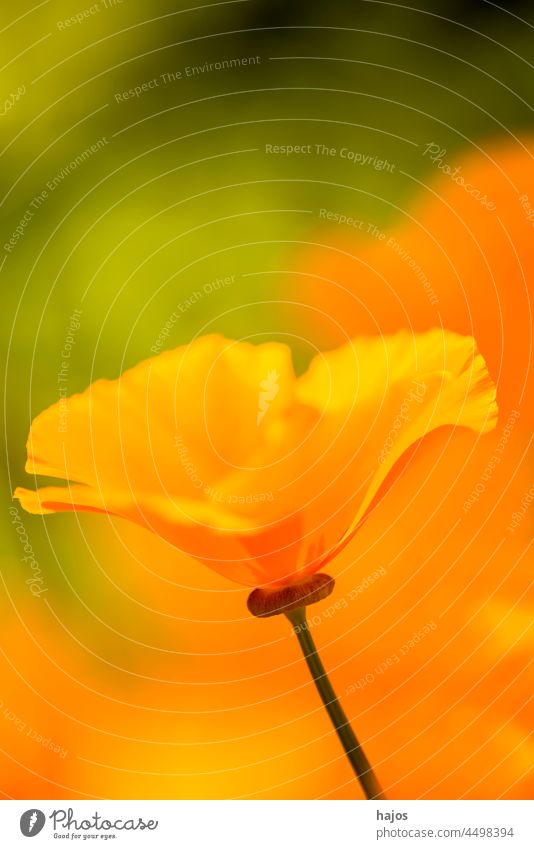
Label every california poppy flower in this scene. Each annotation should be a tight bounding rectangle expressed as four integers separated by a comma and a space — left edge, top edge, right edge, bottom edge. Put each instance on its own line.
15, 330, 496, 590
14, 328, 497, 799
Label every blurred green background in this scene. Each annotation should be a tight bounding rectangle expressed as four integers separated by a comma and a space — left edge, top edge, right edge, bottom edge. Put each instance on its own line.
3, 1, 533, 396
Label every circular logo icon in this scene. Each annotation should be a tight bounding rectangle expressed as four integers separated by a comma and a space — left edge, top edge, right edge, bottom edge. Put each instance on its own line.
20, 810, 46, 837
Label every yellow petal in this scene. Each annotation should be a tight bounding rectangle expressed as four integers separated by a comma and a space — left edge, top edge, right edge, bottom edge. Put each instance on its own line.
296, 329, 498, 545
16, 335, 308, 585
15, 330, 498, 588
14, 484, 110, 516
21, 334, 296, 525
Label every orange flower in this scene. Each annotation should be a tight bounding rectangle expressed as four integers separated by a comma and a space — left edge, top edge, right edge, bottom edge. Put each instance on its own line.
15, 331, 497, 590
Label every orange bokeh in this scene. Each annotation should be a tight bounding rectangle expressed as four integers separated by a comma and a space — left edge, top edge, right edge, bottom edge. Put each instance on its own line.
291, 136, 534, 424
2, 137, 532, 800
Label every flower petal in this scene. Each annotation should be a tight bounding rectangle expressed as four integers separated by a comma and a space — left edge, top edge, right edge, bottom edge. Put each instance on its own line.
13, 484, 110, 516
20, 334, 297, 528
16, 330, 497, 588
296, 329, 498, 547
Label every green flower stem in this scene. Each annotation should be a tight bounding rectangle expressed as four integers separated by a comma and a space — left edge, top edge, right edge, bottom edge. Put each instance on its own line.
286, 606, 386, 800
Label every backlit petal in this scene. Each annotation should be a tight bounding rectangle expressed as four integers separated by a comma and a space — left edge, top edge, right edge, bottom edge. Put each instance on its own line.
296, 330, 498, 547
15, 330, 497, 587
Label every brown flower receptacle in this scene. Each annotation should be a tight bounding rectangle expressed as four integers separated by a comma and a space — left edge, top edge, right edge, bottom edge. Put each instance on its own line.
247, 573, 335, 618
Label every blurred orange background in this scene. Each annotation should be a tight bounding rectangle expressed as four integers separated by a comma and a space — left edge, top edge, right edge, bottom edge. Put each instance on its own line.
2, 136, 532, 800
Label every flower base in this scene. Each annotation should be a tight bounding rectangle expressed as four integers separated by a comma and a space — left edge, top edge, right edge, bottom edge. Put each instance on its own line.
247, 573, 335, 618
